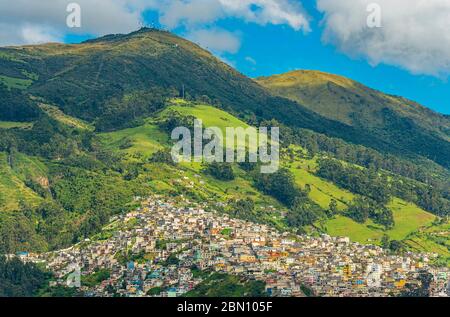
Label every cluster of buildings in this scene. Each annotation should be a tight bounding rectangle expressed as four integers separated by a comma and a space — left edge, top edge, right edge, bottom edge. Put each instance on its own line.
22, 197, 450, 297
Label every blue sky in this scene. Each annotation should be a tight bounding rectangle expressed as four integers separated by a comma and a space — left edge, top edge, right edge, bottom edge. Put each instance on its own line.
5, 0, 449, 115
214, 19, 450, 115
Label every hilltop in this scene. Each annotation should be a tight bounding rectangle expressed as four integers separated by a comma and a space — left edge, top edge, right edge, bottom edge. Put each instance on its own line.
257, 70, 450, 169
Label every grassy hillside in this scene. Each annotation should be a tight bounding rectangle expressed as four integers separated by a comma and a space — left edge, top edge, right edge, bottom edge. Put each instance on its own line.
282, 149, 438, 247
0, 30, 448, 265
0, 152, 44, 211
0, 121, 33, 129
257, 70, 450, 168
164, 99, 251, 132
257, 70, 450, 140
320, 199, 435, 244
102, 101, 444, 251
38, 103, 93, 131
99, 122, 167, 162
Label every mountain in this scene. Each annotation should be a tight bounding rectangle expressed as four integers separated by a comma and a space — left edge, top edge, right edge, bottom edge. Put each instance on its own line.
9, 29, 381, 147
257, 70, 450, 168
0, 29, 449, 265
2, 28, 449, 169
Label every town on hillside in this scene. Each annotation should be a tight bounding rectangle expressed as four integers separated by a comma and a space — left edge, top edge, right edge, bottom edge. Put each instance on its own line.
16, 197, 450, 297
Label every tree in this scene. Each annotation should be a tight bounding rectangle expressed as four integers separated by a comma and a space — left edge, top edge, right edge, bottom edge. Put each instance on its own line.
0, 256, 50, 297
286, 197, 319, 227
149, 149, 175, 165
381, 234, 390, 249
389, 240, 403, 252
254, 168, 303, 207
204, 162, 235, 181
230, 198, 255, 219
327, 199, 339, 218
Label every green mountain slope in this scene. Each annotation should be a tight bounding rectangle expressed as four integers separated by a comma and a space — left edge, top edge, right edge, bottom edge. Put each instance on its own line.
257, 70, 450, 168
0, 29, 448, 265
2, 28, 449, 169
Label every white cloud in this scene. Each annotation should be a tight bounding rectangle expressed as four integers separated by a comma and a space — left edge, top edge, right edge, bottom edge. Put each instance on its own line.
0, 0, 310, 54
149, 0, 310, 54
21, 25, 62, 44
187, 28, 241, 54
149, 0, 311, 32
0, 0, 311, 57
0, 0, 142, 45
317, 0, 450, 77
153, 0, 224, 29
219, 0, 310, 32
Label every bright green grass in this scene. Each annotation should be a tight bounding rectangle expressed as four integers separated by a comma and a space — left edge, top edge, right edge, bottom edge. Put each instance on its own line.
403, 221, 450, 264
0, 75, 32, 90
322, 198, 436, 244
99, 123, 167, 161
0, 121, 33, 129
405, 236, 449, 255
321, 216, 381, 244
387, 199, 436, 240
180, 161, 267, 202
11, 152, 48, 182
39, 104, 93, 131
0, 152, 43, 211
163, 99, 259, 150
167, 99, 250, 131
289, 161, 354, 210
286, 155, 437, 245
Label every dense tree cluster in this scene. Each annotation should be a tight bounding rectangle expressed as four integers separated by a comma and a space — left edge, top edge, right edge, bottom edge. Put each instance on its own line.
345, 197, 395, 229
254, 168, 304, 207
317, 158, 391, 205
149, 149, 175, 165
0, 83, 40, 122
286, 197, 321, 228
0, 256, 49, 297
204, 162, 235, 181
254, 168, 323, 227
95, 88, 172, 132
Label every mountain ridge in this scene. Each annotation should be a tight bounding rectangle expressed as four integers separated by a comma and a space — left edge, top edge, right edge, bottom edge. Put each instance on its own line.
1, 28, 449, 169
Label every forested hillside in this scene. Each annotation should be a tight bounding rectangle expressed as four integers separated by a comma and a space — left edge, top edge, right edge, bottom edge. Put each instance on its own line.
0, 28, 449, 168
0, 29, 448, 267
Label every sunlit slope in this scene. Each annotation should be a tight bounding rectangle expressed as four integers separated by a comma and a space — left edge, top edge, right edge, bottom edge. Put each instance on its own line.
0, 121, 33, 129
285, 153, 436, 246
0, 152, 47, 211
257, 70, 450, 139
160, 99, 260, 151
164, 99, 251, 132
98, 102, 286, 228
2, 28, 427, 168
257, 70, 450, 168
98, 122, 167, 161
99, 100, 439, 248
